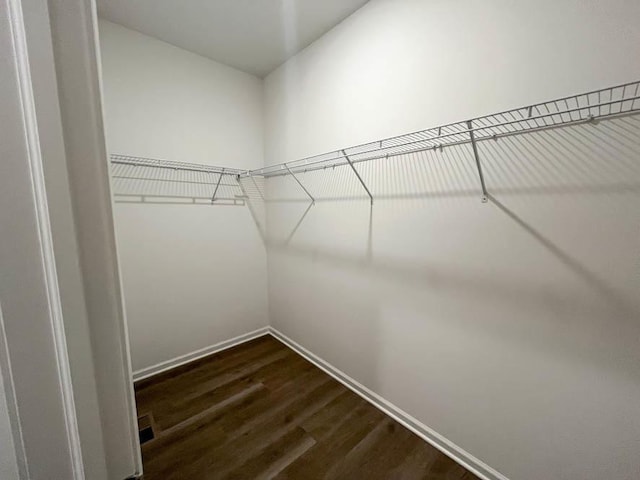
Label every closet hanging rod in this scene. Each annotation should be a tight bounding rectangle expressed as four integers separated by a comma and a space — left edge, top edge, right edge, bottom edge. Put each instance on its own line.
244, 79, 640, 178
110, 154, 245, 175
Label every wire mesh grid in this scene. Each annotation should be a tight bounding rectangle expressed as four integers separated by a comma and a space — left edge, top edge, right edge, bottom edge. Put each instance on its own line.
108, 81, 640, 200
110, 155, 246, 205
248, 80, 640, 178
111, 154, 245, 175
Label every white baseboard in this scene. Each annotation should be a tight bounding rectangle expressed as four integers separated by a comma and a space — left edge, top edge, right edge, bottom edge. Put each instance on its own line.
132, 327, 269, 381
267, 327, 509, 480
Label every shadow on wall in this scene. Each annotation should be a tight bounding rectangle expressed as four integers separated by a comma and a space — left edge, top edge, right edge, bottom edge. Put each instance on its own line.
238, 175, 267, 241
242, 114, 640, 381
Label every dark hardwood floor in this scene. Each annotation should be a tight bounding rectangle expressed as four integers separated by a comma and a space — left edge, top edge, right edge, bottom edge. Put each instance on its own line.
134, 335, 480, 480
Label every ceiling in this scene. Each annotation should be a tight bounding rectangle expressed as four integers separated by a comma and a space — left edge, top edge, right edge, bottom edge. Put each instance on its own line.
97, 0, 369, 78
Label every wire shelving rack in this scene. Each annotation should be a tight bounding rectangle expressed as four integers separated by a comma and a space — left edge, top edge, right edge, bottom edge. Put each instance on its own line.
245, 80, 640, 203
109, 154, 247, 205
109, 80, 640, 204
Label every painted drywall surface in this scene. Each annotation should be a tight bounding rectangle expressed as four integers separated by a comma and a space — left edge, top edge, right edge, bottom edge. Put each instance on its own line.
264, 0, 640, 164
0, 2, 77, 476
22, 0, 111, 476
98, 20, 268, 371
0, 365, 19, 480
263, 1, 640, 479
51, 4, 147, 476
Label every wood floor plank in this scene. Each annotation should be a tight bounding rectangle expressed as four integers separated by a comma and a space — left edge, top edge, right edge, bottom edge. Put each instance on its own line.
220, 427, 316, 480
300, 390, 363, 440
180, 378, 346, 477
135, 336, 282, 407
135, 336, 276, 392
323, 416, 396, 480
326, 418, 421, 479
135, 335, 481, 480
154, 375, 263, 431
274, 399, 385, 479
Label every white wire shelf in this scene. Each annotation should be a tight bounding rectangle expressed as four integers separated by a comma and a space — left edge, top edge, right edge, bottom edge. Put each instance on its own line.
109, 154, 246, 205
245, 80, 640, 180
111, 154, 245, 175
109, 80, 640, 205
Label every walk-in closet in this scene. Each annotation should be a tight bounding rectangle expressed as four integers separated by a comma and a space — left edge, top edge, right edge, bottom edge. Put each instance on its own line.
1, 1, 639, 480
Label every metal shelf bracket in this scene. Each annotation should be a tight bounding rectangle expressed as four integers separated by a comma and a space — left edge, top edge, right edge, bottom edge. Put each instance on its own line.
111, 80, 640, 209
211, 168, 224, 203
467, 120, 489, 203
342, 149, 373, 205
285, 164, 315, 204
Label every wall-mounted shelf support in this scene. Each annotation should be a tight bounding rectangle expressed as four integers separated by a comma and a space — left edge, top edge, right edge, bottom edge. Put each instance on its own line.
111, 80, 640, 208
245, 80, 640, 180
109, 155, 245, 205
342, 150, 373, 205
285, 164, 315, 203
466, 120, 489, 203
211, 168, 224, 203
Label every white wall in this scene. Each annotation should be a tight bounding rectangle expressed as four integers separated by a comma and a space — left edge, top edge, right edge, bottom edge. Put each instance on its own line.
24, 0, 113, 475
3, 1, 145, 477
1, 1, 81, 476
51, 4, 146, 476
0, 304, 19, 480
263, 1, 640, 479
98, 20, 269, 372
0, 367, 19, 480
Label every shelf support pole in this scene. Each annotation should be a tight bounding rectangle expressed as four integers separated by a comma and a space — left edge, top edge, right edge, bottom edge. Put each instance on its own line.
342, 150, 373, 205
466, 120, 489, 203
236, 175, 265, 240
211, 168, 224, 203
285, 164, 315, 204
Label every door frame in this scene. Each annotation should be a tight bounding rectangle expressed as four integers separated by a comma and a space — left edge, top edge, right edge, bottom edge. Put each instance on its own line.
1, 0, 142, 477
